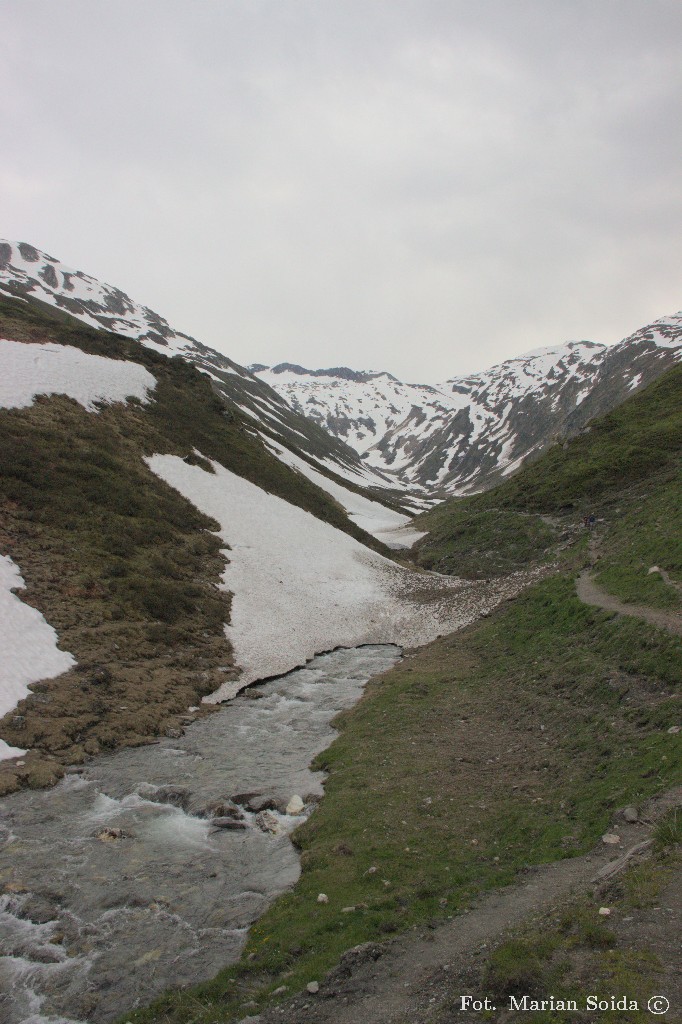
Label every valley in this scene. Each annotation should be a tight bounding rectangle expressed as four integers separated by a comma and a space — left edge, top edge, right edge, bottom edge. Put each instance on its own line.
0, 244, 680, 1024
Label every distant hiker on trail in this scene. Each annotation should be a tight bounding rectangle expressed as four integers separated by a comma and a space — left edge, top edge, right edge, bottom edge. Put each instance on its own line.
588, 514, 596, 528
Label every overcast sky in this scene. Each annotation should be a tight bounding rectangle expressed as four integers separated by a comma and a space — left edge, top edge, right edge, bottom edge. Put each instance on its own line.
2, 1, 681, 381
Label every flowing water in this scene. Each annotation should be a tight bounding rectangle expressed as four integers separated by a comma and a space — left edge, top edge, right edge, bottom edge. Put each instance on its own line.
0, 645, 401, 1024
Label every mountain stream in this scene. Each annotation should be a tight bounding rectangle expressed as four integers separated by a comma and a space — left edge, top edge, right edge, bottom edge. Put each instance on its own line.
0, 644, 401, 1024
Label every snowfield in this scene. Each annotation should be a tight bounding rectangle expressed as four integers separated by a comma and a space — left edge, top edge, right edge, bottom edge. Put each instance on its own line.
147, 454, 543, 698
260, 437, 425, 548
0, 556, 76, 760
0, 339, 156, 411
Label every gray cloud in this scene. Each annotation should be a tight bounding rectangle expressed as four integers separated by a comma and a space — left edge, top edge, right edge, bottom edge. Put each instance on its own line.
2, 0, 680, 381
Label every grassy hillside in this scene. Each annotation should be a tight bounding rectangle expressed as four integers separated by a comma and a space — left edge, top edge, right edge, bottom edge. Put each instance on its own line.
0, 296, 393, 794
415, 364, 682, 599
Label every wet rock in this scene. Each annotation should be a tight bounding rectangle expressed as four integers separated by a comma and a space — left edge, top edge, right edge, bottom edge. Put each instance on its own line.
248, 794, 277, 813
29, 944, 64, 964
255, 811, 283, 836
231, 791, 277, 812
197, 800, 243, 820
0, 772, 21, 798
211, 817, 248, 831
139, 785, 191, 810
96, 827, 129, 842
232, 791, 263, 807
17, 893, 60, 924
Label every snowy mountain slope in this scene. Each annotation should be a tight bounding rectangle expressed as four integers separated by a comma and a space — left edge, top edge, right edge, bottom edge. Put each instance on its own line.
562, 313, 682, 435
0, 292, 424, 794
254, 344, 605, 492
254, 314, 682, 494
0, 291, 537, 794
253, 363, 450, 456
0, 241, 398, 501
147, 453, 541, 695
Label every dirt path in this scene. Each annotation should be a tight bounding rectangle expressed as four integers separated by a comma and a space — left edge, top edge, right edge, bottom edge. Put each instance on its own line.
576, 570, 682, 636
240, 791, 682, 1024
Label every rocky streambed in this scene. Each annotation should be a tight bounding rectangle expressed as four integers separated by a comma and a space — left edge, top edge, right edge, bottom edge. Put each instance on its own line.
0, 644, 401, 1024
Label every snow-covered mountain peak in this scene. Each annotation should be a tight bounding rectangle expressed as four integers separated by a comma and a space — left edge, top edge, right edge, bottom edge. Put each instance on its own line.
443, 339, 604, 387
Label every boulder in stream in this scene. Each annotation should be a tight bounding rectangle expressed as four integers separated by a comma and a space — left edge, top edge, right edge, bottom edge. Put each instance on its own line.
255, 811, 283, 836
197, 799, 243, 820
211, 816, 248, 831
138, 784, 191, 811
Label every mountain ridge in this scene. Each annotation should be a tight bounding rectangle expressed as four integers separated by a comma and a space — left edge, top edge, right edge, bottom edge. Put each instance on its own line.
2, 238, 679, 501
254, 316, 681, 494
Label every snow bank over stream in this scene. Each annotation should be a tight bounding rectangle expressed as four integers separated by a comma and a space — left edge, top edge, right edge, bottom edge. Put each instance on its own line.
146, 454, 538, 698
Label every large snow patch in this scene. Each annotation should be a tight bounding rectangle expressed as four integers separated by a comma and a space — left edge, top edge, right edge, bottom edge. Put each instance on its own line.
0, 339, 156, 411
0, 556, 76, 760
146, 454, 540, 699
